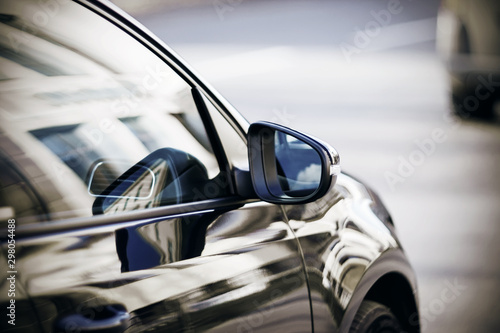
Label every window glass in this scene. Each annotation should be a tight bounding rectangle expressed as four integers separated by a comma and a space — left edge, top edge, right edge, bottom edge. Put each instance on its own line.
0, 0, 228, 223
202, 93, 249, 170
0, 156, 47, 223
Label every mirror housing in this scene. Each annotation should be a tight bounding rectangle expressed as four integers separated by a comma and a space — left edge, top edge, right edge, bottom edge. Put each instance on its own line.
247, 121, 340, 204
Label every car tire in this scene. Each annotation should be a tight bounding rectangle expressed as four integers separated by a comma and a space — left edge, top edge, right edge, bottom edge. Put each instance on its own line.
349, 300, 403, 333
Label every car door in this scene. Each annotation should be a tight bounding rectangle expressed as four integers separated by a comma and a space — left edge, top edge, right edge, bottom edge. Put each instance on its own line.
0, 0, 312, 332
15, 202, 311, 333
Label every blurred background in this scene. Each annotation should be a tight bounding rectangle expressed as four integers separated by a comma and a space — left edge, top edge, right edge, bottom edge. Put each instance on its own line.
112, 0, 500, 332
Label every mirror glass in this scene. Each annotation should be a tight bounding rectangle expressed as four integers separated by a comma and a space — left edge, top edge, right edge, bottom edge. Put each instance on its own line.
274, 131, 322, 197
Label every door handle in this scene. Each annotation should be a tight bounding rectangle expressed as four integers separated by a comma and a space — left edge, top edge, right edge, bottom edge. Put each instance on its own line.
54, 304, 130, 333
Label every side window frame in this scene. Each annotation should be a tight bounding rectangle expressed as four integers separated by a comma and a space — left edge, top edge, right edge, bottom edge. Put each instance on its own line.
78, 0, 251, 139
5, 0, 257, 235
78, 0, 249, 199
191, 87, 236, 196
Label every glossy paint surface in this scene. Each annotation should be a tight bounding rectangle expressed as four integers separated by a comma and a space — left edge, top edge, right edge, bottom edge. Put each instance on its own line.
285, 174, 406, 331
1, 173, 418, 333
9, 202, 311, 332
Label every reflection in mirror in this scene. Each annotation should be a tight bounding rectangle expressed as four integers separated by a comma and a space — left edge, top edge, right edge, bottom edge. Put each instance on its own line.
97, 160, 168, 214
92, 148, 209, 215
274, 131, 322, 197
87, 161, 150, 198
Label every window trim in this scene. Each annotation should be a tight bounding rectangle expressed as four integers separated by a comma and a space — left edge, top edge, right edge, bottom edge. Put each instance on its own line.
10, 197, 259, 239
191, 87, 235, 195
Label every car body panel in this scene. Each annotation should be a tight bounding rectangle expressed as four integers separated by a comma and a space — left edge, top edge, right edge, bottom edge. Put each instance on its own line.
285, 174, 418, 332
11, 202, 311, 332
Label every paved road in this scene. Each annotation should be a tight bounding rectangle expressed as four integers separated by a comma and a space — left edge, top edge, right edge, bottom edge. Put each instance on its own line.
133, 1, 500, 332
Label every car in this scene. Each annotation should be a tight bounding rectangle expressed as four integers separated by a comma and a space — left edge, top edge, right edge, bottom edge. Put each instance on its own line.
0, 0, 419, 332
436, 0, 500, 119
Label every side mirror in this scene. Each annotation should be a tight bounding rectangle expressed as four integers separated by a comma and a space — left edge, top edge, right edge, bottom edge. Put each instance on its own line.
247, 121, 340, 204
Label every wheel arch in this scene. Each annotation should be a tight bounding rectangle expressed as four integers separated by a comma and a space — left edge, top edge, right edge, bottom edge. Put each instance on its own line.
338, 248, 420, 333
363, 272, 420, 333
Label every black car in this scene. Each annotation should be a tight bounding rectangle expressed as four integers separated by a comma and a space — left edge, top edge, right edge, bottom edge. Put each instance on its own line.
0, 0, 419, 332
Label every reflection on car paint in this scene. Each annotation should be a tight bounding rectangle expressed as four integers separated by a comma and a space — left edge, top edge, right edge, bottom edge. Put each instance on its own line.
14, 202, 312, 332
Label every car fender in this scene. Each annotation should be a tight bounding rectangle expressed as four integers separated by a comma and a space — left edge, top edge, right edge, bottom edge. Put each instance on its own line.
338, 248, 419, 332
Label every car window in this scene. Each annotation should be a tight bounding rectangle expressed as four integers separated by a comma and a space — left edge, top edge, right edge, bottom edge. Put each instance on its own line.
0, 155, 48, 223
0, 0, 231, 224
201, 92, 249, 170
